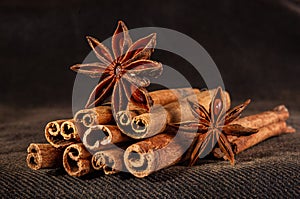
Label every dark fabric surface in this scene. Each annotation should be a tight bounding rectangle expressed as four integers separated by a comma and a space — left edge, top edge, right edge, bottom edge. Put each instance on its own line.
0, 103, 299, 198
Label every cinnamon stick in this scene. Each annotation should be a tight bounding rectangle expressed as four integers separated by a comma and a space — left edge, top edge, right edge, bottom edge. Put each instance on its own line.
124, 131, 196, 178
232, 105, 290, 129
149, 88, 201, 106
45, 119, 76, 148
82, 125, 130, 151
92, 147, 125, 174
63, 143, 92, 177
233, 121, 295, 154
116, 88, 201, 137
227, 105, 291, 142
60, 119, 81, 141
74, 106, 113, 127
26, 143, 63, 170
129, 89, 231, 139
75, 88, 200, 129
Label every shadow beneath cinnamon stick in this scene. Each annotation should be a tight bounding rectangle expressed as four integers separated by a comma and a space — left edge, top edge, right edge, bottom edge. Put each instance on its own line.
45, 168, 66, 176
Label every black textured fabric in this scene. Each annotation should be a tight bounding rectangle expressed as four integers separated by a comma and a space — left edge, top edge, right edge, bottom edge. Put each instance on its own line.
0, 104, 299, 198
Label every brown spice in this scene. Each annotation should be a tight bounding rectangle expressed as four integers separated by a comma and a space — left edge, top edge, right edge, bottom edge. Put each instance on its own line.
26, 143, 63, 170
123, 131, 196, 178
129, 89, 231, 139
45, 119, 76, 148
92, 147, 125, 174
63, 143, 92, 177
82, 125, 131, 151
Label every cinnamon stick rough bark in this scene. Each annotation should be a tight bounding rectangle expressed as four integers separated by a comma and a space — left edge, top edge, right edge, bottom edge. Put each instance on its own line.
92, 148, 125, 174
82, 125, 130, 151
129, 89, 231, 139
232, 105, 290, 129
27, 143, 63, 170
75, 88, 200, 128
227, 105, 291, 142
74, 106, 113, 127
124, 132, 196, 178
45, 119, 75, 148
60, 119, 81, 141
63, 143, 92, 177
149, 88, 201, 106
233, 121, 295, 154
116, 88, 201, 137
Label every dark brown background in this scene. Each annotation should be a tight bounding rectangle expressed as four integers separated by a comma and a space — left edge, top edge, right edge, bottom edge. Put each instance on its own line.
0, 0, 299, 198
0, 0, 299, 108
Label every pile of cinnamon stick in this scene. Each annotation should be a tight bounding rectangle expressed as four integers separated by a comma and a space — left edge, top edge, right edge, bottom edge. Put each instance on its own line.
27, 88, 295, 178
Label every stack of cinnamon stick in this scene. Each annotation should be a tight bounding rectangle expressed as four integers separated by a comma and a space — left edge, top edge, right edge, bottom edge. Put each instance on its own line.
27, 88, 295, 178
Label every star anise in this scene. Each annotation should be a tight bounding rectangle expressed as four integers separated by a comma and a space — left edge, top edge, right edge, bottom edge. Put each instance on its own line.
70, 21, 162, 114
178, 87, 258, 166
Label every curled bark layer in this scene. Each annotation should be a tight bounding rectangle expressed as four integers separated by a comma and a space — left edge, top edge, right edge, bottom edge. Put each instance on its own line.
26, 143, 63, 170
74, 106, 113, 127
124, 131, 196, 178
92, 148, 125, 174
116, 88, 201, 138
45, 119, 76, 148
129, 90, 230, 139
63, 143, 92, 177
233, 121, 295, 154
82, 125, 130, 151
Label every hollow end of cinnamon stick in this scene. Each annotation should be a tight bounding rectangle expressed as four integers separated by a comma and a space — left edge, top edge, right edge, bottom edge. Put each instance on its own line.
45, 120, 73, 148
123, 133, 189, 178
83, 125, 129, 151
27, 143, 63, 170
60, 120, 80, 141
92, 148, 125, 175
63, 143, 92, 177
116, 110, 138, 136
74, 106, 113, 127
130, 106, 168, 139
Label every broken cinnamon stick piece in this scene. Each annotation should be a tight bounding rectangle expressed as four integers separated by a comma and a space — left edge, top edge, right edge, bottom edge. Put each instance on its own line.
233, 121, 295, 154
26, 143, 63, 170
129, 89, 231, 139
63, 143, 92, 177
124, 131, 196, 178
82, 125, 130, 151
45, 119, 75, 148
92, 148, 125, 174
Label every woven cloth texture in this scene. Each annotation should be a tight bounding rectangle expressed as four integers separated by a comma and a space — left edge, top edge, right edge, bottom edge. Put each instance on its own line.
0, 103, 299, 198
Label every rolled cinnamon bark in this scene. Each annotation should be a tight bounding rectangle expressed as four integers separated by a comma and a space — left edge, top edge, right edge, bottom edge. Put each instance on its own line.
45, 119, 76, 148
129, 90, 231, 139
63, 143, 92, 177
124, 131, 196, 178
92, 148, 125, 174
75, 88, 200, 129
117, 88, 201, 137
82, 125, 130, 151
115, 110, 138, 137
149, 88, 200, 106
227, 105, 291, 142
26, 143, 63, 170
232, 105, 290, 129
233, 121, 295, 154
74, 106, 113, 127
60, 119, 81, 141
